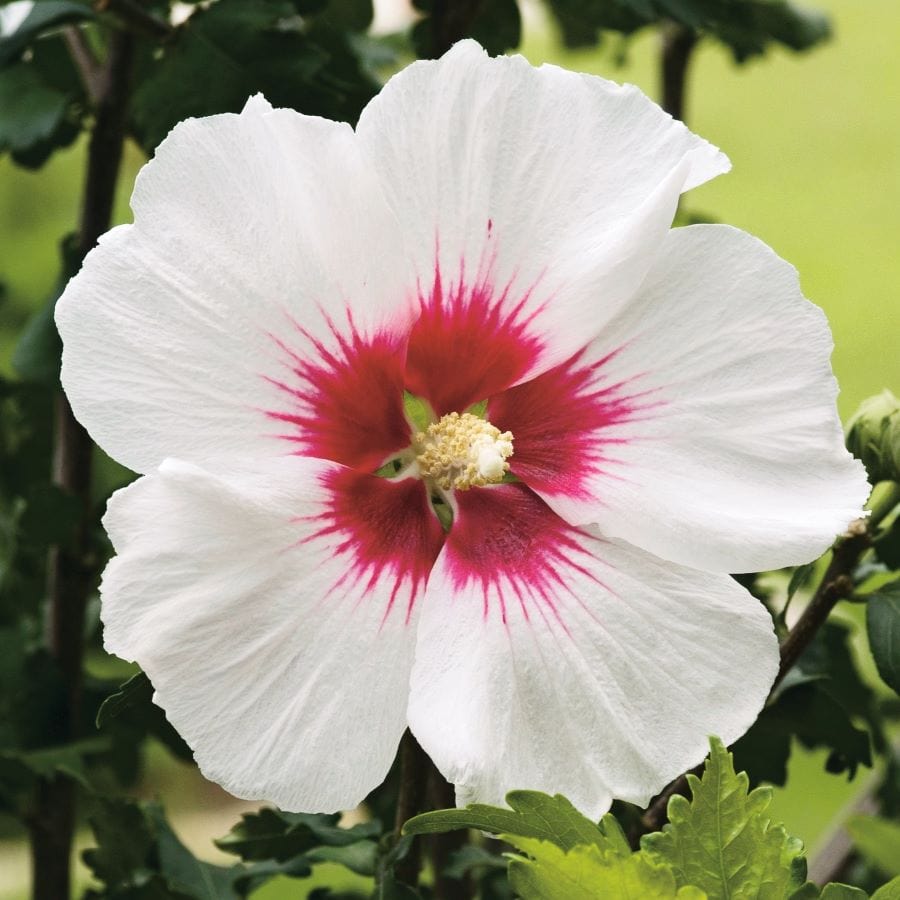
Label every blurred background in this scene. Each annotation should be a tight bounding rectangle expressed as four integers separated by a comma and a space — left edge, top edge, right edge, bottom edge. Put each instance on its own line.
1, 0, 898, 897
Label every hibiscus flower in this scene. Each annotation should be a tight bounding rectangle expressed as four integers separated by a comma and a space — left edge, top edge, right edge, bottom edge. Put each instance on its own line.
56, 41, 868, 817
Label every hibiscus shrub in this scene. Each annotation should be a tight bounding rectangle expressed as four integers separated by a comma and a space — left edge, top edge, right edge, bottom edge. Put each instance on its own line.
2, 2, 900, 900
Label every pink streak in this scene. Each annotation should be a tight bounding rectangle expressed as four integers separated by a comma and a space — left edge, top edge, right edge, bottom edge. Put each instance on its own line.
263, 311, 410, 472
309, 469, 445, 624
488, 347, 660, 504
443, 483, 597, 628
404, 262, 545, 416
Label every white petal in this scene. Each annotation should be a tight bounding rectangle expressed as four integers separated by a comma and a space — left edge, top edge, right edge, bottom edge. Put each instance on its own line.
357, 40, 729, 375
504, 225, 869, 573
408, 484, 777, 816
102, 457, 443, 812
57, 97, 411, 475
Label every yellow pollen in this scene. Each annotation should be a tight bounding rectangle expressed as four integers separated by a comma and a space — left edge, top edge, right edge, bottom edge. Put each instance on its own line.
415, 412, 514, 491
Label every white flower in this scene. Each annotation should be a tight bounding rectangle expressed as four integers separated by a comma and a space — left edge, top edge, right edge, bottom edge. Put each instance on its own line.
56, 41, 868, 816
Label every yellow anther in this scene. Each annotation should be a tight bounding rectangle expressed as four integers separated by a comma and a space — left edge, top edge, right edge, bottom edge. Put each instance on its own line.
415, 412, 514, 491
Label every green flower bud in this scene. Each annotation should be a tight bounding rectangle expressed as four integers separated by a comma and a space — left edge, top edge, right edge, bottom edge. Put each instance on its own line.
846, 389, 900, 483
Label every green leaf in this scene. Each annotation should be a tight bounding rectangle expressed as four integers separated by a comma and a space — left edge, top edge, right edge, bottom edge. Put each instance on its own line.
215, 807, 379, 862
874, 516, 900, 570
0, 0, 92, 67
873, 876, 900, 900
504, 836, 704, 900
305, 840, 378, 876
846, 815, 900, 878
867, 579, 900, 695
411, 0, 521, 56
441, 844, 508, 879
404, 790, 624, 854
148, 804, 242, 900
787, 563, 816, 601
642, 737, 807, 900
94, 670, 192, 762
130, 0, 378, 152
820, 886, 869, 899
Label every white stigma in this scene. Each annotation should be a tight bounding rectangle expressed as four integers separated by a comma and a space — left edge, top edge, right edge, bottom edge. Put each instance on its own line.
415, 412, 514, 491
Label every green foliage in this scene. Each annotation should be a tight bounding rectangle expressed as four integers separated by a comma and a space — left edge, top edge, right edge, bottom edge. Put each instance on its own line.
129, 0, 380, 152
404, 789, 627, 854
642, 737, 807, 899
83, 797, 244, 899
505, 836, 703, 899
411, 0, 522, 57
0, 18, 89, 168
542, 0, 830, 63
732, 622, 876, 787
866, 579, 900, 695
216, 807, 380, 863
0, 0, 92, 67
846, 816, 900, 879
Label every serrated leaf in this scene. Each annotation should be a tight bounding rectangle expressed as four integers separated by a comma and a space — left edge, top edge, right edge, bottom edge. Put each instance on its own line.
867, 580, 900, 695
94, 670, 192, 762
404, 790, 622, 854
642, 737, 806, 900
216, 807, 379, 862
846, 815, 900, 878
504, 836, 704, 900
148, 804, 242, 900
873, 876, 900, 899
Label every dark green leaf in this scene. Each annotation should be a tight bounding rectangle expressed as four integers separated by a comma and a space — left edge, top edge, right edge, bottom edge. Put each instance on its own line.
441, 844, 507, 880
93, 670, 192, 762
404, 791, 624, 854
788, 563, 816, 600
130, 0, 378, 153
874, 517, 900, 570
867, 580, 900, 694
216, 807, 379, 862
306, 840, 378, 876
83, 796, 159, 888
149, 804, 242, 900
732, 680, 872, 787
642, 737, 807, 899
0, 0, 92, 67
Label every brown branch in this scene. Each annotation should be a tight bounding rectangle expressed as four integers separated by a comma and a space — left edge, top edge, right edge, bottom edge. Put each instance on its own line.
28, 27, 135, 900
636, 519, 873, 839
393, 730, 431, 890
659, 21, 698, 123
427, 769, 474, 900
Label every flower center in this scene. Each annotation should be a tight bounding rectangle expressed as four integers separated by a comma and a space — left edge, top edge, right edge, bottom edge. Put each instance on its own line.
415, 412, 514, 491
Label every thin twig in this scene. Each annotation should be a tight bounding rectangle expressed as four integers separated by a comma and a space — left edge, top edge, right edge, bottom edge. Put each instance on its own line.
62, 25, 103, 104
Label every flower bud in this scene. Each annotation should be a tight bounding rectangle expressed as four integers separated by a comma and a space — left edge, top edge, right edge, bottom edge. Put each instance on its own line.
846, 389, 900, 483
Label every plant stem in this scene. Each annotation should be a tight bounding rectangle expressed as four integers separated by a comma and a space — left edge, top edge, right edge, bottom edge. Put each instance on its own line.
659, 21, 698, 122
28, 27, 134, 900
636, 516, 874, 839
427, 770, 474, 900
393, 730, 431, 889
